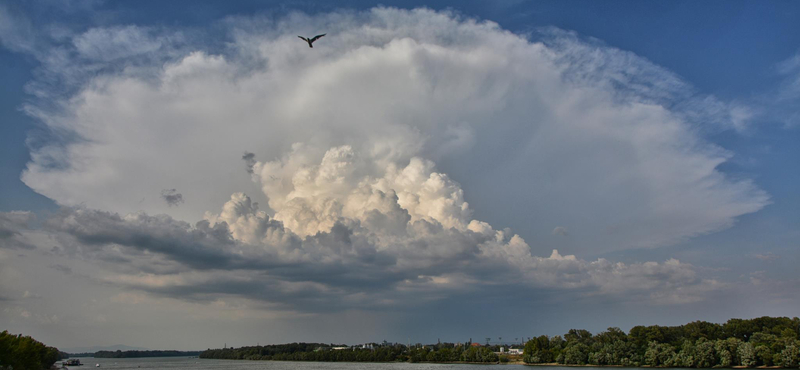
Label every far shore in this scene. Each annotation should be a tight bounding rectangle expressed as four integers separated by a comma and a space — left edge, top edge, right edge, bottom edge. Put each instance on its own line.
524, 364, 786, 369
66, 357, 796, 368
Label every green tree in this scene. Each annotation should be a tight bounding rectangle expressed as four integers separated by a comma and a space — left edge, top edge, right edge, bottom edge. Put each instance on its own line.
738, 341, 756, 367
565, 329, 593, 344
778, 343, 799, 368
0, 331, 60, 370
644, 341, 675, 367
562, 342, 590, 365
524, 335, 553, 363
670, 340, 697, 367
694, 338, 717, 368
714, 338, 741, 366
754, 345, 774, 366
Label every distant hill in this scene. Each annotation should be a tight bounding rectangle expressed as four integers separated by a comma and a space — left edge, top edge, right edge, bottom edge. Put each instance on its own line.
63, 344, 148, 354
94, 350, 203, 358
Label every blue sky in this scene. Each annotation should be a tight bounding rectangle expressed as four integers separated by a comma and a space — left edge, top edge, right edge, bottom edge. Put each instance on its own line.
1, 0, 799, 351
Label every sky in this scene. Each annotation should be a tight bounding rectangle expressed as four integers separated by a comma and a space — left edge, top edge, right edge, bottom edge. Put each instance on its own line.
1, 0, 799, 352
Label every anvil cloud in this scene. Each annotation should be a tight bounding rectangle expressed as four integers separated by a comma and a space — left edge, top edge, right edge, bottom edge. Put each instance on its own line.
20, 8, 767, 253
0, 6, 779, 348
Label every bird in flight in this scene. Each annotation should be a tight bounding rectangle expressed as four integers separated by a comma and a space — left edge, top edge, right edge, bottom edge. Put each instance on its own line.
298, 34, 326, 48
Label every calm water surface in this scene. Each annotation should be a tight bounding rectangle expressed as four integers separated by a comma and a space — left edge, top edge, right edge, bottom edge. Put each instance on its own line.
64, 357, 530, 370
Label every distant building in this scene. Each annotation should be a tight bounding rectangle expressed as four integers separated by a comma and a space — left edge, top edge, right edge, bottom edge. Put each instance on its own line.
471, 343, 482, 347
498, 347, 523, 355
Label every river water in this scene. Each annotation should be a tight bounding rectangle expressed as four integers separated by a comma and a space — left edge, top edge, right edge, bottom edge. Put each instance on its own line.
62, 357, 529, 370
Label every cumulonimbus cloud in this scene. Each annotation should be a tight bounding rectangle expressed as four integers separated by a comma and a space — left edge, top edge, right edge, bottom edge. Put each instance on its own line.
3, 7, 768, 311
18, 8, 768, 255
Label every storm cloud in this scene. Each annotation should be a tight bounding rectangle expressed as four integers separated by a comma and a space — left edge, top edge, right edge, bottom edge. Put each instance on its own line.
29, 145, 722, 312
17, 7, 767, 255
0, 5, 784, 348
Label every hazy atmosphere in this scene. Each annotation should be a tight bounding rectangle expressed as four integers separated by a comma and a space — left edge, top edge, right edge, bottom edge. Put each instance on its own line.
1, 0, 799, 352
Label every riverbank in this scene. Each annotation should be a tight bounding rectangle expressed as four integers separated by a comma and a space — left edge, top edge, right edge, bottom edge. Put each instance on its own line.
58, 357, 530, 369
524, 364, 787, 369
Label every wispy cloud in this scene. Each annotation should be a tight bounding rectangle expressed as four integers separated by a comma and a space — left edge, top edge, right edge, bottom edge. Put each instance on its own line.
22, 290, 43, 299
753, 252, 780, 262
49, 263, 73, 275
0, 211, 36, 250
775, 52, 800, 128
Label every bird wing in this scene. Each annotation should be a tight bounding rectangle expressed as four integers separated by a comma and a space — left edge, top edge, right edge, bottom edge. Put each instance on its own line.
298, 36, 308, 41
310, 34, 326, 42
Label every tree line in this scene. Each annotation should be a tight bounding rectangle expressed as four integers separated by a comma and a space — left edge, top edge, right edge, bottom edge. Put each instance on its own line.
0, 330, 63, 370
524, 316, 800, 367
200, 342, 507, 363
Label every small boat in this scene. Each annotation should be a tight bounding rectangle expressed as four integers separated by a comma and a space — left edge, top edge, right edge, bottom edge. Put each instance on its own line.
63, 359, 83, 366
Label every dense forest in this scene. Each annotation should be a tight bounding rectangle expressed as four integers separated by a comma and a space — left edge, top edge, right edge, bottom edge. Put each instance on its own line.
0, 330, 62, 370
94, 350, 203, 358
66, 352, 94, 358
524, 316, 800, 367
202, 342, 328, 359
201, 317, 800, 367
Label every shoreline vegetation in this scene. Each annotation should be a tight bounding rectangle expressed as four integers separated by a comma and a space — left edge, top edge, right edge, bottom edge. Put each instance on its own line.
0, 330, 64, 370
520, 316, 800, 368
524, 363, 787, 368
200, 341, 517, 363
4, 316, 800, 369
200, 316, 800, 368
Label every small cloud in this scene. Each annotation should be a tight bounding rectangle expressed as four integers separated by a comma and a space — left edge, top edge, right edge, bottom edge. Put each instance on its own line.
49, 264, 73, 275
0, 211, 36, 249
3, 306, 58, 324
753, 252, 779, 261
111, 292, 148, 304
46, 245, 65, 256
23, 290, 42, 299
749, 271, 767, 285
160, 189, 184, 207
552, 226, 569, 236
242, 151, 256, 174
